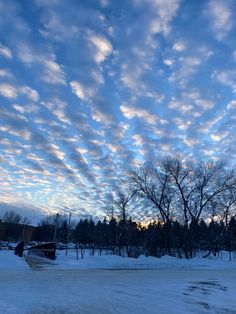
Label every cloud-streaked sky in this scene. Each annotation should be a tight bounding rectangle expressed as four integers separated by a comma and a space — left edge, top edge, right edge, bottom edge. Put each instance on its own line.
0, 0, 236, 223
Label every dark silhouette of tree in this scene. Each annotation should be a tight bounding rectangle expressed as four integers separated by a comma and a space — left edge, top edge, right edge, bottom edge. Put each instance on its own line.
3, 210, 22, 224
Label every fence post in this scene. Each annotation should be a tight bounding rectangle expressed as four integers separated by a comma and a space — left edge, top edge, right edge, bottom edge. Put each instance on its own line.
66, 213, 72, 256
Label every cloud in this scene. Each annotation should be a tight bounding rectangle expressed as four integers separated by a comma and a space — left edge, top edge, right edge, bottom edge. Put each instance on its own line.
141, 0, 180, 37
183, 137, 200, 148
197, 114, 226, 134
185, 91, 215, 111
0, 83, 39, 101
168, 100, 193, 113
132, 134, 145, 146
70, 80, 115, 125
233, 51, 236, 61
211, 131, 229, 142
0, 68, 13, 78
0, 43, 12, 59
20, 86, 40, 102
169, 56, 202, 88
17, 43, 66, 85
163, 59, 173, 66
42, 58, 66, 85
41, 98, 71, 125
89, 34, 113, 64
173, 41, 186, 52
206, 0, 233, 40
39, 8, 79, 41
120, 104, 157, 124
114, 0, 180, 116
226, 99, 236, 110
212, 70, 236, 92
0, 83, 18, 99
70, 81, 94, 101
172, 117, 191, 131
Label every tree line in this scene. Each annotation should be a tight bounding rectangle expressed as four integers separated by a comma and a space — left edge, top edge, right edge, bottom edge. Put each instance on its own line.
1, 214, 236, 259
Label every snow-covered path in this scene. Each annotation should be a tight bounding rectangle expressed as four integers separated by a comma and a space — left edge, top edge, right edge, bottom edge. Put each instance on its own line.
1, 268, 236, 314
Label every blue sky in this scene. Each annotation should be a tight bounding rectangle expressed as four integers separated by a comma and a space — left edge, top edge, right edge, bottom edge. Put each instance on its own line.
0, 0, 236, 223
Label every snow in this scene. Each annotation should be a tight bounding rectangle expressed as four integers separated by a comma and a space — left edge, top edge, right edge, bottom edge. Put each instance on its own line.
0, 250, 236, 313
48, 250, 236, 271
0, 250, 30, 270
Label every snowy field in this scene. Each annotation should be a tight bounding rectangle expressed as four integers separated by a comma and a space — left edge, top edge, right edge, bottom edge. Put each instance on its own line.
1, 250, 236, 314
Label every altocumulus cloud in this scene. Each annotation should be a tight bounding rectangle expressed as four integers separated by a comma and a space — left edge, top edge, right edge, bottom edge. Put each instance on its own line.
0, 0, 235, 222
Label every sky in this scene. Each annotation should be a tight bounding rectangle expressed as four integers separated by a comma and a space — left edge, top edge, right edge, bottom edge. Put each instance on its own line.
0, 0, 236, 224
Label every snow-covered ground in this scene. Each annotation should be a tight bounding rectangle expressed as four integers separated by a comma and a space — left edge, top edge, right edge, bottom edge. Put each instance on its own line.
52, 249, 236, 271
1, 250, 236, 313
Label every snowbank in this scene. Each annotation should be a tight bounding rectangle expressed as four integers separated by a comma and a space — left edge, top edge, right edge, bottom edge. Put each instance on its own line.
0, 250, 29, 270
48, 250, 236, 271
1, 250, 236, 272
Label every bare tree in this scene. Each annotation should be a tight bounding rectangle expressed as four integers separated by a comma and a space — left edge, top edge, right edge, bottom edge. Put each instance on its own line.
103, 192, 116, 220
3, 210, 22, 224
190, 160, 235, 222
127, 162, 174, 224
161, 156, 194, 225
38, 213, 66, 228
211, 186, 236, 226
114, 188, 137, 222
161, 156, 236, 225
113, 187, 137, 251
21, 217, 31, 225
